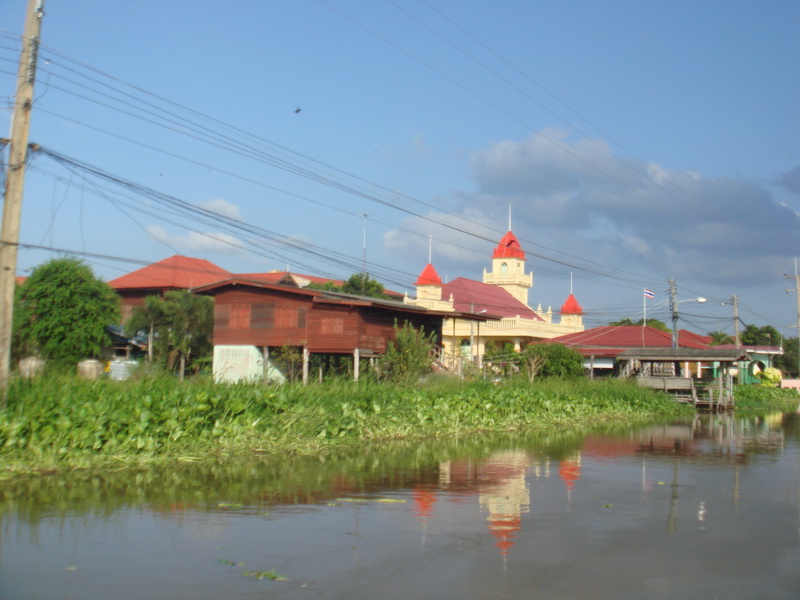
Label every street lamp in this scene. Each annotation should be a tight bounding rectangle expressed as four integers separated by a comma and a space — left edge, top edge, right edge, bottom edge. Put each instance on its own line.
671, 296, 707, 348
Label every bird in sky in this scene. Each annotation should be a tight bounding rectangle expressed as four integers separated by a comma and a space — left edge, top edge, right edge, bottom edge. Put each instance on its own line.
294, 107, 301, 114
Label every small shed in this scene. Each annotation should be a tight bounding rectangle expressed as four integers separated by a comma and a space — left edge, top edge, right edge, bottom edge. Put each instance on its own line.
193, 277, 494, 383
617, 347, 751, 410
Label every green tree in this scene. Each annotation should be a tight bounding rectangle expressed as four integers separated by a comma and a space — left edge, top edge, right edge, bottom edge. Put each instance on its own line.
522, 343, 584, 381
775, 337, 799, 378
740, 324, 781, 346
708, 331, 734, 346
13, 257, 120, 365
308, 273, 389, 299
380, 321, 436, 384
609, 317, 669, 331
126, 290, 213, 379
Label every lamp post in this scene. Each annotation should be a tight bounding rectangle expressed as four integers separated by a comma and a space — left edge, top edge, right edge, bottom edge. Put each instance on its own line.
669, 279, 706, 349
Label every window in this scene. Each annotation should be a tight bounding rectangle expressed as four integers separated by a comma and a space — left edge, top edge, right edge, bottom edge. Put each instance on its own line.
251, 303, 275, 328
230, 303, 250, 329
214, 304, 231, 329
276, 304, 298, 328
500, 262, 508, 273
321, 317, 344, 335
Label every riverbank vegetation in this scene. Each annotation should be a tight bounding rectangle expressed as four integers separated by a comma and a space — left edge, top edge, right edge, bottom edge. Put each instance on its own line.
732, 383, 800, 411
1, 374, 694, 474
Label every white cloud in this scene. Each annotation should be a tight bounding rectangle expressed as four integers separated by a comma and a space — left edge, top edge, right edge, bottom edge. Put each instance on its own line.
197, 198, 242, 220
146, 225, 244, 254
384, 130, 800, 290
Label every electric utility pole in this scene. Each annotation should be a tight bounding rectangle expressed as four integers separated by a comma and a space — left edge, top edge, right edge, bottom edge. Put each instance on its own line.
786, 260, 800, 377
0, 0, 45, 400
669, 278, 678, 349
732, 294, 740, 348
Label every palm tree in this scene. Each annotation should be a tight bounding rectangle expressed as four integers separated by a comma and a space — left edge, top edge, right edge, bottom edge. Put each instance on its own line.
126, 290, 213, 379
708, 331, 734, 346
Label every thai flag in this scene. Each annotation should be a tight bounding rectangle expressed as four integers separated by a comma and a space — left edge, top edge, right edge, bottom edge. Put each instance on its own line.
644, 288, 655, 299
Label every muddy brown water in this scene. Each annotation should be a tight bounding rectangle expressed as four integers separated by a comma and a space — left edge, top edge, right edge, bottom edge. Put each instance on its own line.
2, 411, 800, 599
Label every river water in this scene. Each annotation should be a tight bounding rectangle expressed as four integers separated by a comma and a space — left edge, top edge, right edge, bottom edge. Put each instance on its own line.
2, 410, 800, 599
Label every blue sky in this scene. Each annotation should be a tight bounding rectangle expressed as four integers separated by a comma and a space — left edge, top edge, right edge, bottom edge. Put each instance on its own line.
2, 0, 799, 337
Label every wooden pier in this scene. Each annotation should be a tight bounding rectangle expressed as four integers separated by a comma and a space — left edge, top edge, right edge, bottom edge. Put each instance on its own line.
618, 348, 751, 411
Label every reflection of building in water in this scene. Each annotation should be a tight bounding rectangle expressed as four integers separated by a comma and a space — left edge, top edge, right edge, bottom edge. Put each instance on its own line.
436, 450, 537, 558
558, 453, 582, 500
478, 450, 531, 557
410, 415, 791, 559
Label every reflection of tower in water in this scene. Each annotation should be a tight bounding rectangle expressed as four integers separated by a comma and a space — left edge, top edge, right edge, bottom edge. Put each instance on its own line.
558, 452, 582, 503
412, 484, 437, 545
477, 450, 532, 559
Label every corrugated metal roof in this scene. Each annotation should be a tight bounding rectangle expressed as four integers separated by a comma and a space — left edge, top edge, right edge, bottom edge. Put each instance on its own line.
193, 278, 495, 321
109, 255, 231, 290
618, 348, 751, 362
442, 277, 543, 321
547, 325, 709, 349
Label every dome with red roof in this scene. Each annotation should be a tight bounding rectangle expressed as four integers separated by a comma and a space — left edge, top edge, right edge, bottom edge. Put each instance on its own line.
560, 293, 583, 315
416, 263, 442, 286
492, 231, 525, 260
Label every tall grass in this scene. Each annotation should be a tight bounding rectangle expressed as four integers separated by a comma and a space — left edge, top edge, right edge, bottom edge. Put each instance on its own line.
1, 374, 692, 472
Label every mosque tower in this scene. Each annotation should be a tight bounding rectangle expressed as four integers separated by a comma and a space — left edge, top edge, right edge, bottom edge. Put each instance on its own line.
482, 230, 533, 306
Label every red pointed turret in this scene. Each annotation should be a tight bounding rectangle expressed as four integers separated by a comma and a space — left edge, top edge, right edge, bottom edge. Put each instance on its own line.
560, 293, 583, 315
492, 231, 525, 260
416, 263, 442, 286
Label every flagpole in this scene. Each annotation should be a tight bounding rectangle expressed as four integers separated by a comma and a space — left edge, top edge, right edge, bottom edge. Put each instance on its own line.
642, 288, 655, 345
643, 288, 646, 336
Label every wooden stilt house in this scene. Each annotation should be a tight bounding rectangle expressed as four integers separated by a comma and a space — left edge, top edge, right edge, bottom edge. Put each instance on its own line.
193, 277, 494, 384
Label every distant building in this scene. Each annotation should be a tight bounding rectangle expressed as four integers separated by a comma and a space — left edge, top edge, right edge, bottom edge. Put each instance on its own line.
545, 325, 710, 376
108, 255, 233, 323
404, 230, 584, 367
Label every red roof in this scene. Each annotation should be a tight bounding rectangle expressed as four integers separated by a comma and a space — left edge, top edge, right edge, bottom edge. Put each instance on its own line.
546, 325, 710, 357
679, 329, 712, 346
236, 271, 298, 286
442, 277, 543, 320
492, 231, 525, 260
560, 293, 583, 315
109, 255, 231, 290
416, 263, 442, 286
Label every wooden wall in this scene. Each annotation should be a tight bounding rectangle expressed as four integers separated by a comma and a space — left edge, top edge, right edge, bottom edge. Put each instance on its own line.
211, 287, 441, 354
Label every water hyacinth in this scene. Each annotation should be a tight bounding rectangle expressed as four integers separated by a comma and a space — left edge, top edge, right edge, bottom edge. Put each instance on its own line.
0, 373, 759, 473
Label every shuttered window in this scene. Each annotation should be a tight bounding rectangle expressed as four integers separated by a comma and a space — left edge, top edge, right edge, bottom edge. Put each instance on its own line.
321, 317, 344, 335
276, 304, 297, 328
230, 303, 250, 329
251, 303, 275, 328
215, 304, 231, 329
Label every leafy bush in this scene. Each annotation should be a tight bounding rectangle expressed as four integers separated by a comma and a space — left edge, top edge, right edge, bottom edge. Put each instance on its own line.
522, 343, 584, 381
379, 321, 436, 385
13, 257, 120, 365
758, 367, 782, 386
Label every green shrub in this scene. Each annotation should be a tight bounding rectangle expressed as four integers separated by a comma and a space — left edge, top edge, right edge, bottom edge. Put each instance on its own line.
379, 321, 436, 385
522, 343, 584, 381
